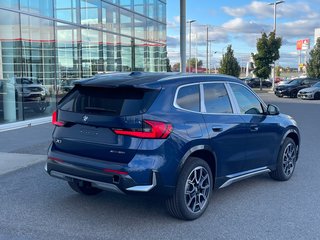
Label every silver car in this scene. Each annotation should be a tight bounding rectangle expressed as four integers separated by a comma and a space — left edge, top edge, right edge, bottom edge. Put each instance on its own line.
297, 82, 320, 100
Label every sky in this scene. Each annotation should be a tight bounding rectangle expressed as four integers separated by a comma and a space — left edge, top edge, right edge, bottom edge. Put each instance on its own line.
166, 0, 320, 68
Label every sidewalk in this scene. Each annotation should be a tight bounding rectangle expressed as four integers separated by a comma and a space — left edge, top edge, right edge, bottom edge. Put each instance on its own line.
0, 123, 53, 175
252, 88, 274, 94
0, 152, 46, 175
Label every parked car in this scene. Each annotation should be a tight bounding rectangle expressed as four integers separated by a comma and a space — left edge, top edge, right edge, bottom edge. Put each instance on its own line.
274, 77, 284, 84
0, 77, 49, 113
297, 81, 320, 100
239, 77, 250, 81
46, 72, 300, 220
245, 78, 272, 88
276, 79, 293, 86
274, 78, 320, 98
57, 79, 76, 95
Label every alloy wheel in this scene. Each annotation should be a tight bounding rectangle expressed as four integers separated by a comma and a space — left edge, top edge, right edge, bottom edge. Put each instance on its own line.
184, 166, 211, 213
282, 143, 296, 176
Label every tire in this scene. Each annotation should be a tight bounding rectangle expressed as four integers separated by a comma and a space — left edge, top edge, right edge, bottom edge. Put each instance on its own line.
314, 92, 320, 100
33, 101, 47, 113
166, 157, 213, 220
269, 138, 297, 181
68, 180, 103, 195
290, 91, 297, 98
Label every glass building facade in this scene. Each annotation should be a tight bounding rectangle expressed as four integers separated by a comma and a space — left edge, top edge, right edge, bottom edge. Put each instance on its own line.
0, 0, 167, 125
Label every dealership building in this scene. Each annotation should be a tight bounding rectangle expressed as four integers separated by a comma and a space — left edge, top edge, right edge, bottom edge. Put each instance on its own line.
0, 0, 167, 128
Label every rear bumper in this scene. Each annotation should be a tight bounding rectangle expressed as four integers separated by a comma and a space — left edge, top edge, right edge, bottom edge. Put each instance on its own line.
46, 145, 176, 196
45, 162, 157, 194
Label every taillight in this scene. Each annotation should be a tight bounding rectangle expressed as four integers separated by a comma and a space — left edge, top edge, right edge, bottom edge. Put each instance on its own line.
52, 111, 65, 127
113, 120, 172, 139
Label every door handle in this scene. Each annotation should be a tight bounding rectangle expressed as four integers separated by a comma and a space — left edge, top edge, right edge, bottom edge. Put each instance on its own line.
212, 127, 223, 132
250, 125, 259, 132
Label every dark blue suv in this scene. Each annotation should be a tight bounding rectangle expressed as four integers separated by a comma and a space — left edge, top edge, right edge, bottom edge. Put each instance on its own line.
46, 72, 300, 220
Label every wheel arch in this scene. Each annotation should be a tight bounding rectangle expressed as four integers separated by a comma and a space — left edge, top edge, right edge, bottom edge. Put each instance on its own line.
282, 128, 300, 146
178, 145, 217, 189
281, 128, 300, 159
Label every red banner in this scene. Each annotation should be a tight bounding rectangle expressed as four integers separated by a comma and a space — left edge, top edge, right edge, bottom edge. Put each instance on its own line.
297, 39, 310, 50
296, 40, 303, 50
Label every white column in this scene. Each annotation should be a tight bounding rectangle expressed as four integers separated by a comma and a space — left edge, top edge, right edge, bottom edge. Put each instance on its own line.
0, 42, 3, 79
1, 41, 17, 122
3, 78, 17, 122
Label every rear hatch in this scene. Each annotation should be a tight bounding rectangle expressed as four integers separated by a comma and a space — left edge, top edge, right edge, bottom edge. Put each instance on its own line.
52, 85, 160, 164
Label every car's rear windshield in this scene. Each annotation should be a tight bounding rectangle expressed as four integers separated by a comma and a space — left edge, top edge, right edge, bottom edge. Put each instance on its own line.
58, 86, 159, 116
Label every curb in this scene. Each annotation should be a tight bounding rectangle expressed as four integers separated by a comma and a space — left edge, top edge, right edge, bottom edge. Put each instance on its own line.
253, 88, 274, 94
0, 152, 46, 175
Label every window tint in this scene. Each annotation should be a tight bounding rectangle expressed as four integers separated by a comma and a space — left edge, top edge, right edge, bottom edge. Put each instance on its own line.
59, 86, 159, 116
307, 79, 318, 85
313, 82, 320, 87
176, 84, 200, 112
311, 80, 318, 84
203, 83, 232, 114
302, 80, 309, 85
288, 80, 302, 85
230, 84, 264, 115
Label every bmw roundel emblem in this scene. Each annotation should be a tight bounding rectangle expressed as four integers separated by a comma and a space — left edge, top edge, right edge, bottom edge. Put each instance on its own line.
82, 115, 89, 122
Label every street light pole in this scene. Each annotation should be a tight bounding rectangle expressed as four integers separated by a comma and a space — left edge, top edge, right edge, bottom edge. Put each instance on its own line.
187, 20, 196, 73
206, 26, 209, 74
268, 0, 284, 89
180, 0, 186, 73
195, 33, 198, 74
207, 40, 215, 74
269, 0, 284, 34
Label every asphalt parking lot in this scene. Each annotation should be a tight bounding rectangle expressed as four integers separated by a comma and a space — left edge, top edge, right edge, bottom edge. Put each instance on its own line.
0, 93, 319, 240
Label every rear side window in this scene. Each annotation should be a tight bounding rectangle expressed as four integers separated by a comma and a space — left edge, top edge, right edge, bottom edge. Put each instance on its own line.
203, 83, 233, 114
59, 86, 159, 116
176, 84, 200, 112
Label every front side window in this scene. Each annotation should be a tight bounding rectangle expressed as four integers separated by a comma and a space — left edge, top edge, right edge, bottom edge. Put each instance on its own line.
176, 84, 200, 112
203, 83, 233, 114
302, 80, 310, 85
230, 84, 264, 115
288, 79, 302, 85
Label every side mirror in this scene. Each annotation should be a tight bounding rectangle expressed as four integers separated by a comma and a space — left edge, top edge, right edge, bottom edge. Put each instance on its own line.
267, 104, 280, 115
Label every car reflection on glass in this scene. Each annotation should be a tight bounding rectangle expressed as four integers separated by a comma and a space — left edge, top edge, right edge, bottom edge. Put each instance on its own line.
0, 77, 49, 113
